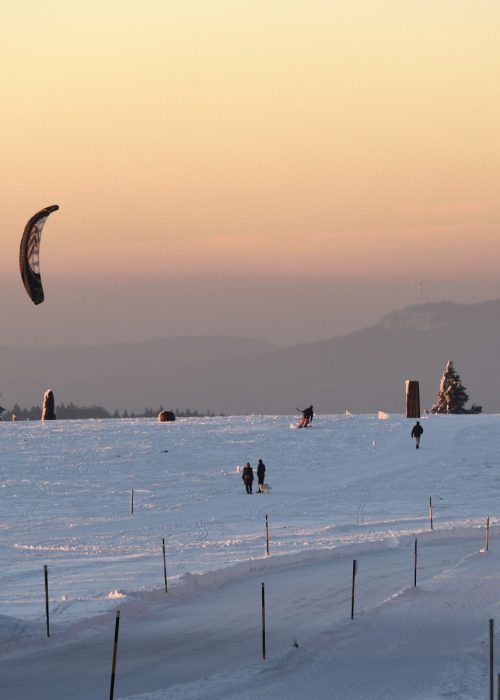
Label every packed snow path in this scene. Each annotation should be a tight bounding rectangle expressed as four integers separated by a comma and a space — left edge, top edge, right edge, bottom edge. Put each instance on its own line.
0, 534, 493, 700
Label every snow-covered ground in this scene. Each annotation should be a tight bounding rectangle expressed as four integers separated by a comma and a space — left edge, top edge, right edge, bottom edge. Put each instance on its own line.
1, 414, 500, 699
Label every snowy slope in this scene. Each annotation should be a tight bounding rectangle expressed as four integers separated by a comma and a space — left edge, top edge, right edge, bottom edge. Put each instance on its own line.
1, 415, 499, 699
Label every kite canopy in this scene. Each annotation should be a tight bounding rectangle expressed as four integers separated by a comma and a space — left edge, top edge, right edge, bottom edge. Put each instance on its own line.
19, 205, 59, 305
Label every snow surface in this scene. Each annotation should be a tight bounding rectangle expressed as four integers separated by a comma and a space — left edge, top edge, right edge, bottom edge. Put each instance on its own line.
1, 414, 500, 699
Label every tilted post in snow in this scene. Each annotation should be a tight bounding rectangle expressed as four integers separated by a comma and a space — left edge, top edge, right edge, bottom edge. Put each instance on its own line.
109, 610, 121, 700
162, 538, 168, 592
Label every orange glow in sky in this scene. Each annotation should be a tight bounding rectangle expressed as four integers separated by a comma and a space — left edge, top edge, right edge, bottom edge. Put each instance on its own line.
1, 0, 499, 279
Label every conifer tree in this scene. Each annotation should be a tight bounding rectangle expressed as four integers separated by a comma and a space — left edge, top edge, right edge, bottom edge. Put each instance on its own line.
431, 361, 482, 414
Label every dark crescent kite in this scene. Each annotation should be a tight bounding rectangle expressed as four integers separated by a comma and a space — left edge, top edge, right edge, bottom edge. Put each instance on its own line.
19, 205, 59, 305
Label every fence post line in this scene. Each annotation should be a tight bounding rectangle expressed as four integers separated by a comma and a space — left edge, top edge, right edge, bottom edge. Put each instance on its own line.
162, 538, 168, 592
413, 538, 418, 587
429, 496, 433, 530
109, 610, 121, 700
261, 582, 266, 660
486, 516, 490, 552
44, 565, 50, 638
490, 618, 494, 700
265, 514, 270, 556
351, 560, 357, 620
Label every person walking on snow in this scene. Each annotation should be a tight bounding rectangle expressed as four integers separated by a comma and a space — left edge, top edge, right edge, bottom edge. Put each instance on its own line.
242, 462, 254, 494
411, 421, 424, 449
257, 459, 266, 493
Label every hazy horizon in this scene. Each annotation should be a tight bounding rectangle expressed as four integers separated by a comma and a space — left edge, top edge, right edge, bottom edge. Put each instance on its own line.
2, 273, 500, 348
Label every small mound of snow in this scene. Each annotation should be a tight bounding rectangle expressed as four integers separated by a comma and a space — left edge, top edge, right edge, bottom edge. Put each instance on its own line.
378, 411, 389, 420
106, 589, 126, 600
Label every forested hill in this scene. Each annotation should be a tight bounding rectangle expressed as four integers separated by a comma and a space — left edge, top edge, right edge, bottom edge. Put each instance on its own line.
1, 300, 499, 414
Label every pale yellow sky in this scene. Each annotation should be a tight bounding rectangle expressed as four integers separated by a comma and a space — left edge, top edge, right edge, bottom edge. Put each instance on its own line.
1, 0, 499, 279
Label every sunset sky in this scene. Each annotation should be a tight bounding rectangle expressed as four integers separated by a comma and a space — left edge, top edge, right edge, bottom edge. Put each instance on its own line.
1, 1, 500, 344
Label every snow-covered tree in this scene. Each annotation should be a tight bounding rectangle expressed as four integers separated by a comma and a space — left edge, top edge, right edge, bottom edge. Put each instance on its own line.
431, 361, 482, 414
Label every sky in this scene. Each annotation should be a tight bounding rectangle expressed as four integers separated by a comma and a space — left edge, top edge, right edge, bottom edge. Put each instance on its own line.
1, 1, 500, 345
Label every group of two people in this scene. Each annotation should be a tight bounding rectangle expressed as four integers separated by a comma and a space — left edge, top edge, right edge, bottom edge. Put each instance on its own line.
241, 459, 266, 494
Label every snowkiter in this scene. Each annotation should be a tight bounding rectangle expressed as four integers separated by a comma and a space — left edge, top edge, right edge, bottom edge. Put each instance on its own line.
257, 459, 266, 492
298, 405, 314, 428
242, 463, 254, 494
411, 421, 424, 449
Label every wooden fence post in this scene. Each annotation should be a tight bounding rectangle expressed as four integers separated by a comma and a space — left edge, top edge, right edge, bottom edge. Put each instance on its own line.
261, 582, 266, 660
162, 538, 168, 592
413, 538, 418, 587
490, 618, 494, 700
351, 560, 357, 620
429, 496, 433, 530
109, 610, 121, 700
486, 516, 490, 551
265, 514, 270, 556
44, 565, 50, 638
131, 489, 134, 515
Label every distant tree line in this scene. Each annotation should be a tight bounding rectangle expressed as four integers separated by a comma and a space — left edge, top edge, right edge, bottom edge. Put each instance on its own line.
2, 403, 224, 421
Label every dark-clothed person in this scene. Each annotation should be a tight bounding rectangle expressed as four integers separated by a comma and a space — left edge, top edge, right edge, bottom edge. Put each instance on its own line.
257, 459, 266, 492
299, 405, 314, 428
242, 463, 254, 494
411, 421, 424, 449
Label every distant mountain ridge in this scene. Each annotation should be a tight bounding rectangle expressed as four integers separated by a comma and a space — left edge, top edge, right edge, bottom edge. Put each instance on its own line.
381, 300, 500, 331
2, 300, 499, 413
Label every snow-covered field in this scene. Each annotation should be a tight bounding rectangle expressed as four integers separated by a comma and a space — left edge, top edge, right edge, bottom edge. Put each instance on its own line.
1, 414, 500, 699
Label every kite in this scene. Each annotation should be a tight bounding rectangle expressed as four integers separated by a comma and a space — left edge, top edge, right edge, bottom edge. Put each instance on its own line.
19, 205, 59, 304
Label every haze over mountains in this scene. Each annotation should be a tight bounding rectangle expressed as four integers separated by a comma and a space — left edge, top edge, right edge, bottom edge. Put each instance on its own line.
2, 300, 499, 415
